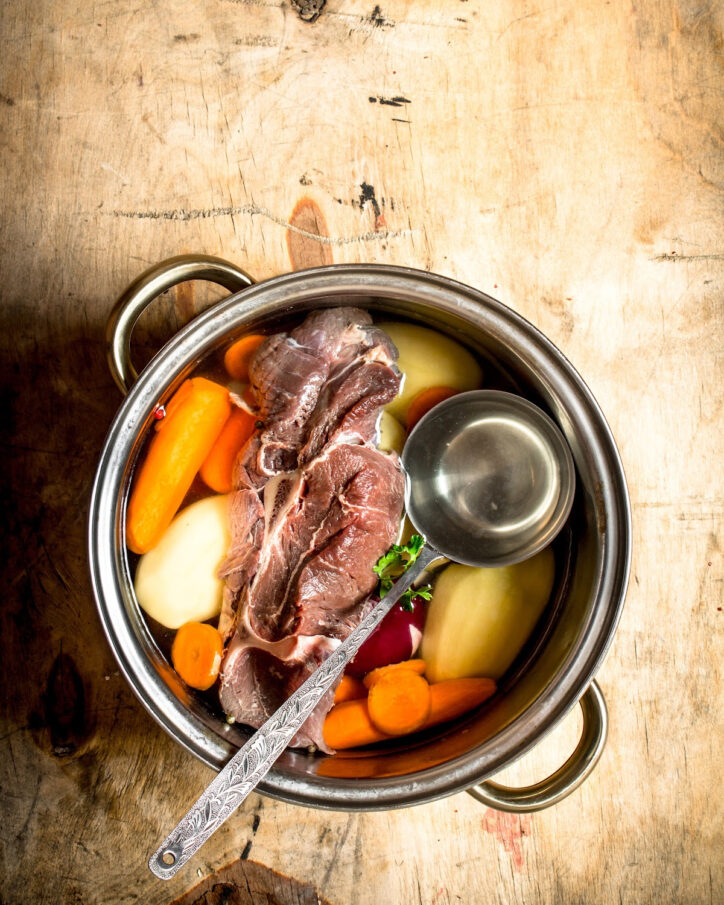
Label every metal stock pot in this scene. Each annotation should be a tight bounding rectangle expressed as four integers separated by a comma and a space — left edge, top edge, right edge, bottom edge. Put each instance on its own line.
88, 255, 631, 813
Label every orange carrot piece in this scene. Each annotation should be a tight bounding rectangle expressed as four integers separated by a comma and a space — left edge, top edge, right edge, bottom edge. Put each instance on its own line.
199, 407, 257, 493
426, 677, 497, 727
126, 377, 231, 554
223, 334, 266, 381
323, 699, 391, 750
334, 675, 368, 704
171, 622, 223, 691
362, 659, 426, 690
322, 677, 497, 750
405, 386, 460, 431
367, 672, 431, 736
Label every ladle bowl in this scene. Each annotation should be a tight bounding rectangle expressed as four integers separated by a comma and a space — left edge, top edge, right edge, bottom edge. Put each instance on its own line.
403, 390, 575, 567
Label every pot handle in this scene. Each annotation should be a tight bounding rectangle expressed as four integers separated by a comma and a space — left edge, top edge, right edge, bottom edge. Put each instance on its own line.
106, 254, 254, 395
467, 680, 608, 813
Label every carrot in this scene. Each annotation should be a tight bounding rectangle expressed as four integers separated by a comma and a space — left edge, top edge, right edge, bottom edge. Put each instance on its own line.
199, 407, 257, 493
126, 377, 231, 554
323, 698, 391, 750
362, 659, 426, 690
322, 677, 497, 750
171, 622, 223, 691
367, 671, 431, 735
334, 675, 368, 704
223, 334, 266, 381
405, 386, 460, 431
425, 677, 497, 725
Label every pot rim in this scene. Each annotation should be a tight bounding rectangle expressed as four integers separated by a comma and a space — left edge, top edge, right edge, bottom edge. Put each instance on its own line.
88, 263, 631, 809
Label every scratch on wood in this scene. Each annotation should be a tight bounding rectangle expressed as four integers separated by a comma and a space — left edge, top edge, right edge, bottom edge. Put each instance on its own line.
651, 253, 724, 262
320, 815, 354, 887
109, 204, 414, 245
234, 34, 279, 47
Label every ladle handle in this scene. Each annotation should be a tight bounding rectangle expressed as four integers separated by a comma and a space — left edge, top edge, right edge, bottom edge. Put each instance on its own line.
149, 543, 441, 880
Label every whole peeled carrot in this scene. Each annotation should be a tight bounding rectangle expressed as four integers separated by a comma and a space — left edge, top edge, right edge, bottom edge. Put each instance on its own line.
126, 377, 231, 554
200, 406, 257, 494
323, 677, 497, 750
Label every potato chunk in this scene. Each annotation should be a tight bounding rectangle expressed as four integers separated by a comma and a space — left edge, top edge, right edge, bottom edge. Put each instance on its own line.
378, 322, 483, 421
377, 410, 407, 455
134, 494, 231, 629
421, 547, 555, 681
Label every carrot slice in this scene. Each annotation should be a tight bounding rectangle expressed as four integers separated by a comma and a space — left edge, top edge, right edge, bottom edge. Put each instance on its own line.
322, 677, 497, 750
367, 671, 431, 736
171, 622, 223, 691
126, 378, 231, 554
362, 659, 426, 690
199, 407, 257, 493
405, 386, 460, 431
426, 677, 497, 725
334, 675, 368, 704
223, 334, 266, 381
323, 699, 391, 750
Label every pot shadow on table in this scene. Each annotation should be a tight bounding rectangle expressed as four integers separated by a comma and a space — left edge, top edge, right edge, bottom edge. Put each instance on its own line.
0, 286, 322, 903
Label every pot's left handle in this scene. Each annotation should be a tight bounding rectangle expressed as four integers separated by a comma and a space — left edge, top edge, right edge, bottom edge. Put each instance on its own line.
106, 254, 255, 395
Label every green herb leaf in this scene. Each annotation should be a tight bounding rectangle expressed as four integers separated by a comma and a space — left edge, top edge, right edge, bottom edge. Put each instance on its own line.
373, 535, 432, 609
398, 584, 433, 612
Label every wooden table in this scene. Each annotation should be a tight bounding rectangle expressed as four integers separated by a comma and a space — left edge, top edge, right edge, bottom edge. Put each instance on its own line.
1, 1, 722, 902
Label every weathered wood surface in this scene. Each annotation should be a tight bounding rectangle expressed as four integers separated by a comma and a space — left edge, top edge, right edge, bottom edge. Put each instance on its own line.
1, 1, 722, 903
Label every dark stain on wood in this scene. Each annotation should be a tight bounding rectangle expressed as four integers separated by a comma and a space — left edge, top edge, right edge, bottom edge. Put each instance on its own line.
357, 182, 389, 230
43, 651, 92, 757
367, 5, 394, 28
291, 0, 326, 23
368, 95, 411, 107
167, 858, 332, 905
287, 197, 333, 270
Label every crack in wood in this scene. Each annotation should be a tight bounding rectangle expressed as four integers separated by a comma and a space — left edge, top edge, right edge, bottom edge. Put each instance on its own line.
110, 204, 414, 245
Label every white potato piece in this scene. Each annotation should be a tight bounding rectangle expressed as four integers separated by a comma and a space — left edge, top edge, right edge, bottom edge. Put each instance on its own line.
377, 410, 407, 455
421, 547, 555, 681
378, 322, 483, 421
134, 494, 232, 629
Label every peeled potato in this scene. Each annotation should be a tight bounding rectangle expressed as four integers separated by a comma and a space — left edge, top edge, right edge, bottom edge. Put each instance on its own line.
134, 494, 231, 629
378, 322, 483, 421
377, 411, 407, 455
421, 547, 555, 682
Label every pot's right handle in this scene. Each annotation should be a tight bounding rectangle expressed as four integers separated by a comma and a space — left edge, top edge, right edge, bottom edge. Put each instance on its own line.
467, 680, 608, 813
106, 254, 254, 395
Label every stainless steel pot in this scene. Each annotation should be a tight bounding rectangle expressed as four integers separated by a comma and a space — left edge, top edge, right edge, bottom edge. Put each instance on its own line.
88, 255, 631, 813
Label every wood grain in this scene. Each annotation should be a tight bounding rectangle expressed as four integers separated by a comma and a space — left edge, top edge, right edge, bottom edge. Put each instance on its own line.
1, 1, 722, 904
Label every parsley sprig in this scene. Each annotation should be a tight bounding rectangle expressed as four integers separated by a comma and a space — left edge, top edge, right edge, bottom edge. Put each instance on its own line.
373, 534, 433, 612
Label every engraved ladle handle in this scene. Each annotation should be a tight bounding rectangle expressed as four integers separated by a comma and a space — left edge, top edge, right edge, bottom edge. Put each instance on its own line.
149, 544, 440, 879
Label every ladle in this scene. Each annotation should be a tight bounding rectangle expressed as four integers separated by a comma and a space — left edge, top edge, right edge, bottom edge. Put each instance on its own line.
149, 390, 575, 878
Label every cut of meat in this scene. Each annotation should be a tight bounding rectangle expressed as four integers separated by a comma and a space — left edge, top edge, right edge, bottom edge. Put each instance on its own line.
248, 443, 405, 643
218, 308, 404, 751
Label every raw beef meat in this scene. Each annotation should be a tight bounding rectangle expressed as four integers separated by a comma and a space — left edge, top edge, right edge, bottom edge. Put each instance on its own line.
218, 308, 404, 751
